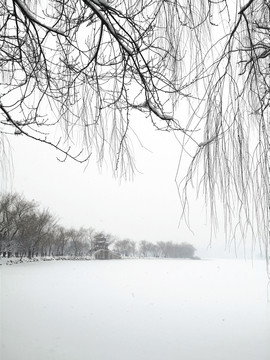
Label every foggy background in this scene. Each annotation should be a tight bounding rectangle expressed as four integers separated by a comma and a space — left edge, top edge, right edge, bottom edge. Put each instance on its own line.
3, 117, 259, 260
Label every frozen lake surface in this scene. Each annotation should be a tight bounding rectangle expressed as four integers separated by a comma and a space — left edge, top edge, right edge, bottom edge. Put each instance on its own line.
1, 258, 269, 360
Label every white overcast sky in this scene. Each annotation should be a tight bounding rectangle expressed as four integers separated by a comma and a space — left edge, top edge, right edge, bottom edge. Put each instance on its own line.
3, 115, 260, 259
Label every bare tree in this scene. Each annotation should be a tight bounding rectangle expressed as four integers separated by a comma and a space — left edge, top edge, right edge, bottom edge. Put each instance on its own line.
66, 228, 90, 257
156, 241, 171, 259
53, 226, 70, 256
113, 238, 136, 257
0, 193, 37, 256
139, 240, 155, 258
17, 208, 56, 258
1, 1, 270, 263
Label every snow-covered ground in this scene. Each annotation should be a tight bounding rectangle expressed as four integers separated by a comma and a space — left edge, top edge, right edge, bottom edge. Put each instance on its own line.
1, 259, 269, 360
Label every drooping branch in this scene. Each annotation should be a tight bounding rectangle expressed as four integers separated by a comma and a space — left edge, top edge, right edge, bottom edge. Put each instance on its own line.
1, 0, 270, 265
13, 0, 65, 35
1, 0, 209, 175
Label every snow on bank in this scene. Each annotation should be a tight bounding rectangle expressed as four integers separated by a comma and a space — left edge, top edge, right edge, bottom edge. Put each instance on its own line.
0, 255, 94, 266
1, 259, 269, 360
0, 255, 200, 266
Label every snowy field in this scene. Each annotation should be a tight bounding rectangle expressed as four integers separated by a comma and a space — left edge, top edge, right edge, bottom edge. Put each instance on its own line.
1, 258, 269, 360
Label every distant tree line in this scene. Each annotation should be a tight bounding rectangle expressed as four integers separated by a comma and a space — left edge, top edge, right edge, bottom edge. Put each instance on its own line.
0, 193, 108, 258
113, 239, 197, 259
0, 193, 197, 260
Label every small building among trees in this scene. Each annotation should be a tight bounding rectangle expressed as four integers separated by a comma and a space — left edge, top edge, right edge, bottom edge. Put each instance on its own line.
92, 233, 110, 252
92, 233, 121, 260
